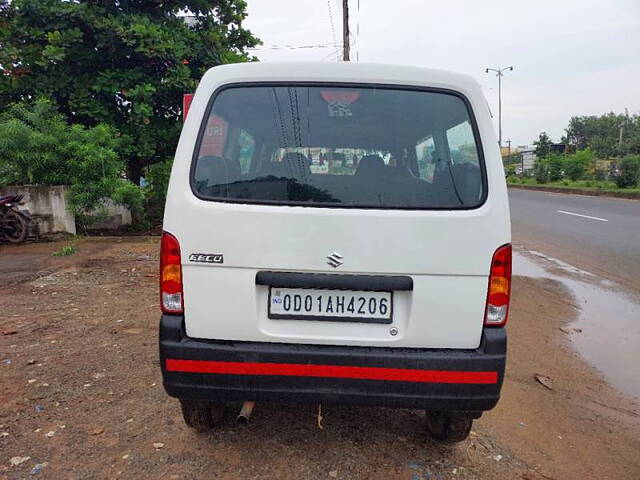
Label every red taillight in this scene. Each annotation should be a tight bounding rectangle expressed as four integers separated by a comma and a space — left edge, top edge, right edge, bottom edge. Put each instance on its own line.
160, 232, 183, 314
484, 244, 512, 327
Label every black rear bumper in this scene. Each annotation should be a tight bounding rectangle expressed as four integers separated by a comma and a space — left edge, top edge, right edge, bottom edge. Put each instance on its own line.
159, 315, 506, 412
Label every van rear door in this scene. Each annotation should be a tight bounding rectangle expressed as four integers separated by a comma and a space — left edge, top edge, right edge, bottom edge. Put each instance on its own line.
166, 83, 509, 349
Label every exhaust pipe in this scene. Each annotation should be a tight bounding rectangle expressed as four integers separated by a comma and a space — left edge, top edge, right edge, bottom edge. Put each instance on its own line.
236, 401, 255, 424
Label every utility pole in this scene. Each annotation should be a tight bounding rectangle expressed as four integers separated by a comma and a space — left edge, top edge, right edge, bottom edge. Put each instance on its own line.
485, 66, 513, 147
342, 0, 350, 61
619, 107, 629, 156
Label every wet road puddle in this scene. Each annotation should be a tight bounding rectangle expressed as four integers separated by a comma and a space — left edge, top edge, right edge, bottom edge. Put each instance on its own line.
514, 249, 640, 401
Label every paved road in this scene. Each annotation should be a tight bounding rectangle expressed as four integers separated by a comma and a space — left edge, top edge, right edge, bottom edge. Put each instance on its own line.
509, 188, 640, 289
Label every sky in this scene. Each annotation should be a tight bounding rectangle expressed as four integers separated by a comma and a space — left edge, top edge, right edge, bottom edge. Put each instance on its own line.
244, 0, 640, 147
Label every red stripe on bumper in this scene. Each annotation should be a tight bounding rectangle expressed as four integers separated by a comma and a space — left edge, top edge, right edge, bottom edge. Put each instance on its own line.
165, 359, 498, 385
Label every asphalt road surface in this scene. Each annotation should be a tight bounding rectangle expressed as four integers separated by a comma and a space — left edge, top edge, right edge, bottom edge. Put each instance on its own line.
509, 188, 640, 289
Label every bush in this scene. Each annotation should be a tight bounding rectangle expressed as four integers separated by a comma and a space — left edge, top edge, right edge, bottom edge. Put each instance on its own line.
564, 149, 595, 181
615, 155, 640, 188
0, 99, 143, 216
548, 155, 564, 181
594, 168, 607, 181
534, 159, 549, 183
52, 245, 77, 256
112, 180, 145, 217
143, 158, 173, 225
145, 158, 173, 204
0, 100, 71, 185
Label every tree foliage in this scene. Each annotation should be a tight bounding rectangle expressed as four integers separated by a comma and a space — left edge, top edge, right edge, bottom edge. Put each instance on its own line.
0, 98, 143, 215
533, 132, 552, 159
531, 150, 596, 184
564, 149, 594, 181
143, 157, 174, 223
566, 113, 640, 158
534, 158, 549, 184
0, 0, 260, 181
615, 155, 640, 188
548, 154, 564, 182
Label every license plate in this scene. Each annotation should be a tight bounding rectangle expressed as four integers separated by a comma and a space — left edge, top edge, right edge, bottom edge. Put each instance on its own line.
268, 287, 392, 323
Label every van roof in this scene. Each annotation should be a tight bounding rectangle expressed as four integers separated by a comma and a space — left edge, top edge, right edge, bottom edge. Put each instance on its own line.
200, 62, 482, 94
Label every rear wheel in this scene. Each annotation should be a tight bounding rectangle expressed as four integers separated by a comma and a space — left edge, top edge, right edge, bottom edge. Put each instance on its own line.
425, 411, 473, 443
179, 399, 226, 432
2, 210, 28, 244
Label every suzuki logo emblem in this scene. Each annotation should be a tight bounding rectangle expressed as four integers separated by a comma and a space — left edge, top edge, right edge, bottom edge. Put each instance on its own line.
326, 252, 344, 268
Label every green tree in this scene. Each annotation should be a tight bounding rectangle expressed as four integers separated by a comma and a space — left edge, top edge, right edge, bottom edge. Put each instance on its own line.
143, 157, 174, 224
548, 154, 564, 182
533, 132, 552, 159
534, 158, 549, 184
504, 164, 516, 178
0, 98, 143, 215
565, 113, 640, 158
0, 0, 260, 182
564, 149, 594, 181
615, 155, 640, 188
627, 116, 640, 155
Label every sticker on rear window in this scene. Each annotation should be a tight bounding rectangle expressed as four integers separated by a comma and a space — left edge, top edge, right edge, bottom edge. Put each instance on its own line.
321, 90, 360, 117
189, 253, 223, 264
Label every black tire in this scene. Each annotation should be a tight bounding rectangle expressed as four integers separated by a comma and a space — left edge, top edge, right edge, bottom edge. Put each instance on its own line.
179, 399, 225, 432
425, 411, 473, 443
2, 209, 28, 244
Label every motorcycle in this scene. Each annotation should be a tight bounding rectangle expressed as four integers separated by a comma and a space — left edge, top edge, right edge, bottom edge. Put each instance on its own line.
0, 194, 31, 244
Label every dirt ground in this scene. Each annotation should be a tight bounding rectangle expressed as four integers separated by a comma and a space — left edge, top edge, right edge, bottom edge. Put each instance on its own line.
1, 237, 639, 480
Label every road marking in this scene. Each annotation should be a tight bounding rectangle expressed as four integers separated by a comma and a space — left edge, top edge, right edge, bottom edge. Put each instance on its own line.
557, 210, 608, 222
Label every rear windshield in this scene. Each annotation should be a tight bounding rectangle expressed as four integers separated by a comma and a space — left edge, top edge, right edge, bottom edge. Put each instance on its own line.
192, 85, 485, 209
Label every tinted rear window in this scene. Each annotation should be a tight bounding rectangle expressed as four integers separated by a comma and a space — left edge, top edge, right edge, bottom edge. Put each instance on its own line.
192, 85, 485, 209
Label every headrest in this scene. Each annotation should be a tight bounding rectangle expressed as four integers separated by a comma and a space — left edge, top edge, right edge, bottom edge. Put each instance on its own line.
355, 154, 386, 177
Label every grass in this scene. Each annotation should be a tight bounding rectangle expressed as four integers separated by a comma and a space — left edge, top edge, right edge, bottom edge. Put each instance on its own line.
507, 177, 640, 195
52, 245, 78, 257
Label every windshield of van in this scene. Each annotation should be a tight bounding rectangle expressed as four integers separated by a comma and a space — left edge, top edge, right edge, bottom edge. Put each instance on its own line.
192, 85, 485, 209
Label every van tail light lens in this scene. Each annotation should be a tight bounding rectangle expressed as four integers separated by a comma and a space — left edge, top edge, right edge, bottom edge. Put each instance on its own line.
484, 244, 512, 327
160, 232, 183, 314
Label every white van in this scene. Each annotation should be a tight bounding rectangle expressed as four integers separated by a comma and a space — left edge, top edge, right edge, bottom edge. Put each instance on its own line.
160, 62, 511, 443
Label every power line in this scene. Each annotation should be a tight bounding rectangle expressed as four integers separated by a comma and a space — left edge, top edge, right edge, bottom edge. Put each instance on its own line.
334, 0, 342, 15
247, 42, 344, 51
327, 0, 340, 61
319, 50, 340, 62
249, 2, 356, 60
271, 88, 289, 148
356, 0, 360, 61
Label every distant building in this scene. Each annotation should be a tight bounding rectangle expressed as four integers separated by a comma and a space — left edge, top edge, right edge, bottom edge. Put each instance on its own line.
500, 146, 512, 157
550, 143, 573, 155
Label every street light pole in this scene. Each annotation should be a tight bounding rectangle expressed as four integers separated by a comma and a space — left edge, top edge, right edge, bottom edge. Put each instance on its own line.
485, 66, 513, 148
498, 72, 502, 146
